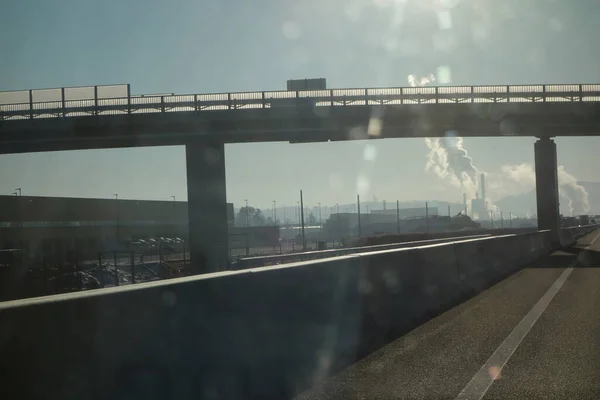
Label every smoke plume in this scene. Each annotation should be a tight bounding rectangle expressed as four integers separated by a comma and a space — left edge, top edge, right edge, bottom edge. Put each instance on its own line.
410, 73, 590, 217
492, 163, 590, 215
425, 136, 479, 199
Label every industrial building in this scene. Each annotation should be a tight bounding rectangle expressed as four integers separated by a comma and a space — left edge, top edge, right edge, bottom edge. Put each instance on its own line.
0, 195, 235, 258
471, 173, 489, 220
322, 207, 445, 241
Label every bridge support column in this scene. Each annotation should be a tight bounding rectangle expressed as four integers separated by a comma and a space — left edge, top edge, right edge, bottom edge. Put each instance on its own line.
534, 137, 560, 237
185, 139, 229, 274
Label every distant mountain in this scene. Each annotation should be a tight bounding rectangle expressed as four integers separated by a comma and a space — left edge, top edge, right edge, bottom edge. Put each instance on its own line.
494, 182, 600, 217
494, 191, 537, 217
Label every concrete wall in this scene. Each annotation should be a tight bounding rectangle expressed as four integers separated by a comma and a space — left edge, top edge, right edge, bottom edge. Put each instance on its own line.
0, 226, 595, 400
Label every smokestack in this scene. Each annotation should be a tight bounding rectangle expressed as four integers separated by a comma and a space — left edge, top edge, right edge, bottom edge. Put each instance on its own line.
480, 173, 486, 201
463, 193, 467, 213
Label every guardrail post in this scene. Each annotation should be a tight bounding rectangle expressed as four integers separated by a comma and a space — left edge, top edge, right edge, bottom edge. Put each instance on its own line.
579, 84, 583, 102
114, 251, 119, 286
29, 90, 34, 119
542, 84, 546, 102
227, 93, 232, 110
161, 96, 165, 113
194, 94, 198, 111
127, 84, 131, 114
98, 252, 104, 287
130, 251, 135, 284
94, 86, 99, 116
330, 89, 334, 106
506, 85, 510, 102
261, 92, 266, 108
400, 87, 404, 105
471, 86, 474, 103
61, 87, 66, 117
435, 86, 438, 103
365, 88, 368, 105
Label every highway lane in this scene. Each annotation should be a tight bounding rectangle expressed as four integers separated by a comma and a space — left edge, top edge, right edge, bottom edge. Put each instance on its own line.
295, 228, 600, 400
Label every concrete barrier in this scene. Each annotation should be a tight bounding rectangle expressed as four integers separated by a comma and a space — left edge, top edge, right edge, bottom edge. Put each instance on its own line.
234, 233, 491, 270
0, 226, 596, 399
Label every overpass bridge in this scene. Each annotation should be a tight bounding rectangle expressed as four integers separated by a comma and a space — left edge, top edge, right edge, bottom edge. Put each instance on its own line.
0, 225, 597, 399
2, 83, 600, 273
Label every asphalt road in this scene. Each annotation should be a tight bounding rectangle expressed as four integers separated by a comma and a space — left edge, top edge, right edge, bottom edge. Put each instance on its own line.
295, 229, 600, 400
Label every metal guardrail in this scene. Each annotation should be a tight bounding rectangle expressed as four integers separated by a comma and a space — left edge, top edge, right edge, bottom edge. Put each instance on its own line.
1, 84, 600, 121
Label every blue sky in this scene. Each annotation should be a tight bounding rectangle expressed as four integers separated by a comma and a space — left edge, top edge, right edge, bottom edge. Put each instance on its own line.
1, 0, 600, 210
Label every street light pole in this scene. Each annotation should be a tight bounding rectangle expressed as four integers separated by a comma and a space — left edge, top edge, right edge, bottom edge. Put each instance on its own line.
300, 191, 306, 251
318, 202, 322, 232
171, 196, 176, 237
357, 194, 362, 237
397, 199, 400, 234
114, 194, 119, 249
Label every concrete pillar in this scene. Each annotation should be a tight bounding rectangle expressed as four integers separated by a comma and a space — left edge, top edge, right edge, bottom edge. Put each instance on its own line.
534, 137, 560, 234
185, 139, 228, 274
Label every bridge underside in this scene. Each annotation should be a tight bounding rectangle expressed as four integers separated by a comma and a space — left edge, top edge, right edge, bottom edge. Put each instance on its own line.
1, 102, 600, 154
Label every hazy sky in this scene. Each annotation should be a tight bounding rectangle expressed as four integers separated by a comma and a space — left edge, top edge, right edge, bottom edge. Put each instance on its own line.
1, 0, 600, 210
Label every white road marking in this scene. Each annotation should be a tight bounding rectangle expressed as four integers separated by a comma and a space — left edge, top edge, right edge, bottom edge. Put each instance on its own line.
455, 268, 574, 400
585, 230, 600, 250
456, 229, 600, 399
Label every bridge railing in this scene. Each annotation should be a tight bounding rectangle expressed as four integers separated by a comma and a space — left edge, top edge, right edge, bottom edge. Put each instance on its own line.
2, 83, 600, 121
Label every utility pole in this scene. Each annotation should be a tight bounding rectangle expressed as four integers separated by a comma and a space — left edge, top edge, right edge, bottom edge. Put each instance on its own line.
114, 194, 119, 250
318, 202, 322, 232
244, 199, 249, 228
272, 200, 276, 226
425, 201, 429, 234
397, 200, 400, 234
300, 191, 306, 250
357, 194, 362, 237
171, 196, 176, 237
509, 212, 512, 228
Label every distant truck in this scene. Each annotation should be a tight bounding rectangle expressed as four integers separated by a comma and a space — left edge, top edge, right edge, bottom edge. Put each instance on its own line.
270, 78, 327, 109
286, 78, 327, 91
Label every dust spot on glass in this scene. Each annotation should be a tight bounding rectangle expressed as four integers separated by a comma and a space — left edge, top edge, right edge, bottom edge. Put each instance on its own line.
436, 10, 453, 30
367, 118, 382, 137
359, 279, 373, 294
437, 65, 452, 84
488, 365, 502, 380
382, 270, 398, 288
357, 174, 370, 195
348, 126, 367, 140
282, 21, 302, 40
162, 291, 176, 307
363, 144, 377, 162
